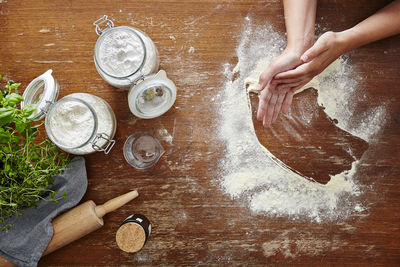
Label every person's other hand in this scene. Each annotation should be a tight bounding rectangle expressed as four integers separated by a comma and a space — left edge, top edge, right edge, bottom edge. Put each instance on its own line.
256, 50, 303, 128
257, 84, 296, 128
273, 31, 346, 90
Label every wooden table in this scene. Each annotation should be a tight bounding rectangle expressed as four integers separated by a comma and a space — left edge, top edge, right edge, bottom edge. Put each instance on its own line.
1, 0, 399, 265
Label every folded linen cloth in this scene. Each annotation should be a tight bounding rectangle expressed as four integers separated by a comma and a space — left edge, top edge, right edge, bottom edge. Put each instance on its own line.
0, 156, 87, 267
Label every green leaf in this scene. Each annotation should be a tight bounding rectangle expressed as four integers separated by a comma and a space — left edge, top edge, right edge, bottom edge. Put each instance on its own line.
15, 120, 25, 133
5, 93, 24, 106
21, 104, 36, 118
0, 107, 15, 126
0, 130, 11, 143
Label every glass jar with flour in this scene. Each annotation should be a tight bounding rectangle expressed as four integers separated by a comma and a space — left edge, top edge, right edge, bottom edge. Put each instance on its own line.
93, 15, 177, 119
93, 15, 160, 89
21, 69, 116, 155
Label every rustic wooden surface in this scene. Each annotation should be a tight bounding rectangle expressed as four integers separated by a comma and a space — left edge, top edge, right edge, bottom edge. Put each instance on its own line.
0, 0, 399, 265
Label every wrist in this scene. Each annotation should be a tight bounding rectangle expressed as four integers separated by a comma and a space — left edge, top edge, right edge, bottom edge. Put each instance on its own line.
285, 34, 315, 56
336, 30, 357, 54
284, 43, 310, 58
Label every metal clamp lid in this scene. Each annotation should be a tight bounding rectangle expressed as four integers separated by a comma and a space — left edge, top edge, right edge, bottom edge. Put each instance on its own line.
91, 133, 115, 154
93, 15, 114, 36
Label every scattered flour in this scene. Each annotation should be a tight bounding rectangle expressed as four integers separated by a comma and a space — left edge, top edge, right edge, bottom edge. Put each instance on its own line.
217, 20, 386, 222
158, 128, 173, 145
188, 46, 195, 54
262, 228, 345, 258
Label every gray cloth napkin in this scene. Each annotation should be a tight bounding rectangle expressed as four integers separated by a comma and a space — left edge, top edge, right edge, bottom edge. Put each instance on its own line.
0, 156, 87, 267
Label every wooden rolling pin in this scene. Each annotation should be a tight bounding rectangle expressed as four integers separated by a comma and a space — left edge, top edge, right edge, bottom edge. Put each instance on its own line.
0, 190, 139, 266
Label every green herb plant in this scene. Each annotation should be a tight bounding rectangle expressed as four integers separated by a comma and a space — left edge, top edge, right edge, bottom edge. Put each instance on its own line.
0, 75, 69, 230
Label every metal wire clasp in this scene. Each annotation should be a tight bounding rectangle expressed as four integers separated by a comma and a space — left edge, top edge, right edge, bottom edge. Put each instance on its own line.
128, 71, 146, 86
40, 100, 54, 114
93, 15, 114, 36
91, 133, 115, 154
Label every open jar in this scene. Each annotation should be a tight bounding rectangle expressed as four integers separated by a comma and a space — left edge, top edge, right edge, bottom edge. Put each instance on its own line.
21, 69, 116, 155
93, 15, 160, 89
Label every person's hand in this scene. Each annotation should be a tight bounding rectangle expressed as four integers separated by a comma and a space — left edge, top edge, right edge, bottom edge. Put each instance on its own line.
257, 84, 296, 128
273, 31, 346, 89
256, 50, 304, 128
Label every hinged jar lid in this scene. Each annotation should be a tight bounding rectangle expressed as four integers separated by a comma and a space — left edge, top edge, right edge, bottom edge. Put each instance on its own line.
128, 70, 177, 119
93, 15, 147, 80
21, 69, 60, 121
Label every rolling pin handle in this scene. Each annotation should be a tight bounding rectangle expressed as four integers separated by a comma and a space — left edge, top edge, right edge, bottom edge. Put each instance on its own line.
95, 190, 139, 218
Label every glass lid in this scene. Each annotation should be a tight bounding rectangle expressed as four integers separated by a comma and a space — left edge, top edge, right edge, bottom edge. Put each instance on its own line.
45, 97, 98, 150
94, 26, 147, 79
21, 69, 60, 121
128, 70, 177, 119
136, 84, 172, 115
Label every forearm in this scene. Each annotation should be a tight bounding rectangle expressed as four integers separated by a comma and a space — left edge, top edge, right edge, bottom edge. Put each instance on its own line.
283, 0, 317, 54
339, 0, 400, 52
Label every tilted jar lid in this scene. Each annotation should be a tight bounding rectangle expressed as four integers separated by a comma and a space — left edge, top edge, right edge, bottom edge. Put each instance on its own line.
21, 69, 60, 121
128, 70, 177, 119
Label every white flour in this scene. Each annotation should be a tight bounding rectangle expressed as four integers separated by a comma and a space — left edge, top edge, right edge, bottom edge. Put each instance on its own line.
217, 21, 386, 222
98, 28, 158, 77
49, 99, 95, 148
52, 93, 116, 155
99, 30, 145, 77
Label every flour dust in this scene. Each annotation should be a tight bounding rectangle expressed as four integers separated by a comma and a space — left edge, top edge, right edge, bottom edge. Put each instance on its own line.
217, 20, 386, 222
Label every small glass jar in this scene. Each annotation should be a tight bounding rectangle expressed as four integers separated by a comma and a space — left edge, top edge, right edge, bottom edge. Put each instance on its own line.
21, 69, 116, 155
128, 70, 177, 119
93, 15, 160, 89
123, 131, 164, 169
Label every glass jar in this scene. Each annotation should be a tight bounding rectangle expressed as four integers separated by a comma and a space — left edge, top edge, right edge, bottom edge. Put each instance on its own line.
123, 132, 164, 169
93, 15, 160, 89
128, 70, 177, 119
21, 69, 116, 155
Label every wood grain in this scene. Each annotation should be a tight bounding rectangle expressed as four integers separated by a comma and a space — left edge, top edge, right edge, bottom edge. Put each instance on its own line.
0, 0, 399, 266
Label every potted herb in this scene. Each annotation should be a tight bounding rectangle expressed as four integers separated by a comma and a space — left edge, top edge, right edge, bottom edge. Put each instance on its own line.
0, 76, 68, 230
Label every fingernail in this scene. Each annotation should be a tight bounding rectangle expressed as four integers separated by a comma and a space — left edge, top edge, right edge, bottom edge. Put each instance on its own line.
301, 55, 308, 62
256, 84, 262, 91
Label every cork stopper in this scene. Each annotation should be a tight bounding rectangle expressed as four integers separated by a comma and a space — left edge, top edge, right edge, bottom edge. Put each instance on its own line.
116, 223, 146, 253
115, 214, 151, 253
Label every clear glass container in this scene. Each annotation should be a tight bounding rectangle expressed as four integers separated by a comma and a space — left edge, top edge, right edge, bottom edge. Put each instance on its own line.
123, 132, 164, 169
22, 69, 116, 155
93, 15, 160, 89
128, 70, 177, 119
